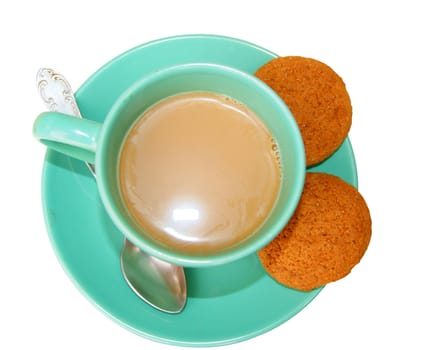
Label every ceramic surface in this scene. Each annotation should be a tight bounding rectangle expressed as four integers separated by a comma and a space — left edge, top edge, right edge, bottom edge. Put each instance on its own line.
41, 34, 357, 346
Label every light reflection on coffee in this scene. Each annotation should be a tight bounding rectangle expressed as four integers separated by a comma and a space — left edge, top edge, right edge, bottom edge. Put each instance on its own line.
119, 92, 281, 254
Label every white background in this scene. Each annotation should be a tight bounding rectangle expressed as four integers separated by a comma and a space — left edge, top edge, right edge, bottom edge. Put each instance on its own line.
1, 0, 434, 349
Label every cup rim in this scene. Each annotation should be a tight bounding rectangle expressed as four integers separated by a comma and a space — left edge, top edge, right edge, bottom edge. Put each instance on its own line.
96, 63, 305, 267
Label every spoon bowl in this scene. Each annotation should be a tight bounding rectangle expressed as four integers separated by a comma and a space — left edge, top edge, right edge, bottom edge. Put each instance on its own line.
121, 240, 186, 313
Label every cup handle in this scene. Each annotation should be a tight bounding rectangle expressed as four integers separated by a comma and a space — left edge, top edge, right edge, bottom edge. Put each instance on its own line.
33, 112, 102, 164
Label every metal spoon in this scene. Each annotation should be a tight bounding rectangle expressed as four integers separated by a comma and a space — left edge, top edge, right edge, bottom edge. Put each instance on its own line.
36, 68, 187, 313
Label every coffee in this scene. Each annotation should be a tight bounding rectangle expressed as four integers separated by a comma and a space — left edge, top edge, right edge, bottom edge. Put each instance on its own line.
119, 92, 281, 254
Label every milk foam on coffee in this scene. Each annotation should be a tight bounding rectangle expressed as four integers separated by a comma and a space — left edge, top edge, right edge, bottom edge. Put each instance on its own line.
119, 92, 281, 254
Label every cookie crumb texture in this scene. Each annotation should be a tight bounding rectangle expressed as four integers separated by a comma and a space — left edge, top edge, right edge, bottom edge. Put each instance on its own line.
258, 172, 371, 291
255, 56, 352, 166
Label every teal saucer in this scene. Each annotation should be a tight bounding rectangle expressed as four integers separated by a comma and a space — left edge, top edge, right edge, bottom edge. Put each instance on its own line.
41, 34, 358, 347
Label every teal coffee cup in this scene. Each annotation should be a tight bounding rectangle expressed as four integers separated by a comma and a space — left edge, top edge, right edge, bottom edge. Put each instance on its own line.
33, 63, 305, 267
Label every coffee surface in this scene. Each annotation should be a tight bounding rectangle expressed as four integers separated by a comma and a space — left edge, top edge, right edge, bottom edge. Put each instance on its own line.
119, 92, 281, 254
